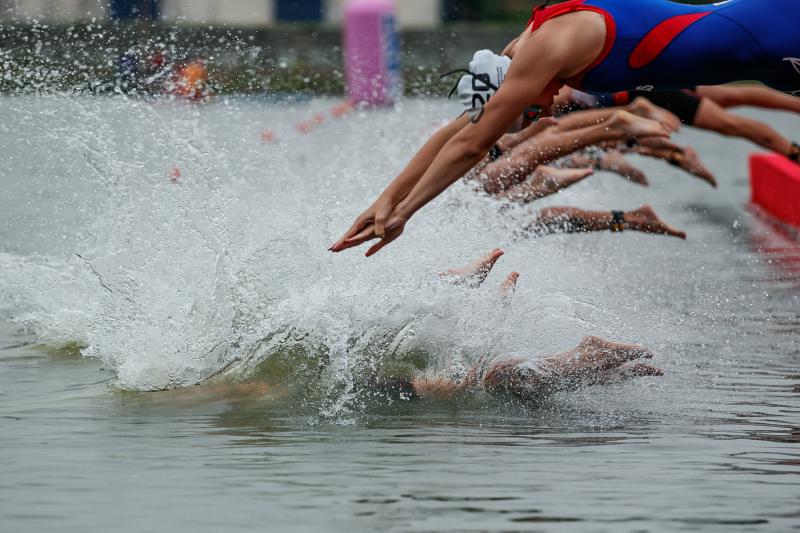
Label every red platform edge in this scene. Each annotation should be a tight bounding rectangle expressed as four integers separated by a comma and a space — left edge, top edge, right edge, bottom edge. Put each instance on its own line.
750, 153, 800, 227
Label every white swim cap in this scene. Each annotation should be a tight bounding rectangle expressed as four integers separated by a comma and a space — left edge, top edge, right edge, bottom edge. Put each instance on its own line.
448, 50, 512, 120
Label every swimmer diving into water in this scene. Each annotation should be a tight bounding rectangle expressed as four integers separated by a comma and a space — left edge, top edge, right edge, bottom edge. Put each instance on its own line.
492, 82, 800, 201
409, 249, 663, 402
331, 0, 800, 256
199, 250, 663, 403
469, 104, 715, 201
558, 85, 800, 162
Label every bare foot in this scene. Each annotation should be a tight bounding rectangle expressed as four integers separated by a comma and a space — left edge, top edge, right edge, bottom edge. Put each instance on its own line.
499, 271, 520, 298
597, 151, 649, 186
629, 96, 682, 133
675, 146, 717, 187
440, 249, 504, 287
606, 110, 670, 139
626, 205, 687, 239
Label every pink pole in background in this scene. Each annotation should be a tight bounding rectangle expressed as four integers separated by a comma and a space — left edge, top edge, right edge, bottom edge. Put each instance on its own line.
344, 0, 401, 107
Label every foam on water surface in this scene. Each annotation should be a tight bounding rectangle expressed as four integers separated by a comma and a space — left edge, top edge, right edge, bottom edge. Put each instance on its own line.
0, 95, 795, 419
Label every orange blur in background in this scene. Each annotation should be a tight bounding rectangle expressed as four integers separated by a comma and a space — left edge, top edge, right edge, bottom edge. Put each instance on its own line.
172, 61, 212, 101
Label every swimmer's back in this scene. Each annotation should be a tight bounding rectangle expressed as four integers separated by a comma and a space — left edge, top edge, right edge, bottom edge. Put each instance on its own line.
529, 0, 800, 93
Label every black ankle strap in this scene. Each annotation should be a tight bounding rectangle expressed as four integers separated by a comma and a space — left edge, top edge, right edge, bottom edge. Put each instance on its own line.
610, 210, 626, 232
489, 144, 504, 162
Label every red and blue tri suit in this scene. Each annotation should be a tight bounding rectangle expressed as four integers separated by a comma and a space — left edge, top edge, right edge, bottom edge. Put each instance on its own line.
528, 0, 800, 95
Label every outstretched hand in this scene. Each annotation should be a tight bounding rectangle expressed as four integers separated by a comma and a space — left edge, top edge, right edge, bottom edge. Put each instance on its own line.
329, 194, 405, 254
625, 205, 687, 239
330, 207, 408, 256
439, 248, 520, 296
553, 336, 664, 389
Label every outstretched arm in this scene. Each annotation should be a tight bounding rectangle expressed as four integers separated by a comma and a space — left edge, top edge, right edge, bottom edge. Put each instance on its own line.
527, 204, 687, 239
472, 336, 662, 401
332, 11, 608, 256
478, 110, 667, 193
414, 336, 662, 402
496, 166, 595, 203
330, 114, 471, 251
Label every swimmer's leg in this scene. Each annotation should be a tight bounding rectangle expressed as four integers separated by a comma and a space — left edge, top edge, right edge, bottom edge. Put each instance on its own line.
695, 85, 800, 114
479, 111, 670, 194
497, 166, 595, 203
527, 204, 686, 239
692, 97, 795, 160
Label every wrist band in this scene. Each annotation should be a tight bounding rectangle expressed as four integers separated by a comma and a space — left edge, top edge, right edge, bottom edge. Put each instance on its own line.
789, 141, 800, 162
610, 210, 626, 232
489, 144, 504, 162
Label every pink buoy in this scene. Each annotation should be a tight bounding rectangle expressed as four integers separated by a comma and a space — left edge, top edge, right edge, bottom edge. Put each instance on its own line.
344, 0, 401, 107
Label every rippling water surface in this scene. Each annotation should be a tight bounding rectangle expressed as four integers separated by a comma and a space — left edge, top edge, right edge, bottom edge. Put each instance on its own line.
1, 96, 799, 531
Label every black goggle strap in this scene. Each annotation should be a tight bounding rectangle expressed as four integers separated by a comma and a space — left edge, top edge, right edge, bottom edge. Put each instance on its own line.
441, 69, 501, 100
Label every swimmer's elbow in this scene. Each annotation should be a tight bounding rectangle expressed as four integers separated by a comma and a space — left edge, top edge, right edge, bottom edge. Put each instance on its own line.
454, 132, 495, 161
461, 141, 488, 161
